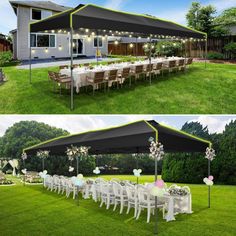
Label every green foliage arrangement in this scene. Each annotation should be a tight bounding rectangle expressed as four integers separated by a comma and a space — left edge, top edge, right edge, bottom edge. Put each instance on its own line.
0, 51, 13, 66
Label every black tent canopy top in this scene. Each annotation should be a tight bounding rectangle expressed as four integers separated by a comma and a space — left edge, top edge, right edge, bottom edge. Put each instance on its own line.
30, 3, 206, 39
24, 120, 211, 156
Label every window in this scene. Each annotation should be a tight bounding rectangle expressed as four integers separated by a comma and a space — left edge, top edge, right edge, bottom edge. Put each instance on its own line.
32, 9, 42, 20
94, 37, 103, 48
30, 34, 56, 48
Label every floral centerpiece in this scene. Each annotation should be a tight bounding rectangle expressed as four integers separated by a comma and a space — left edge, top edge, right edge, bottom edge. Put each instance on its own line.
37, 150, 50, 170
149, 139, 165, 161
168, 187, 188, 196
66, 145, 90, 175
205, 147, 216, 161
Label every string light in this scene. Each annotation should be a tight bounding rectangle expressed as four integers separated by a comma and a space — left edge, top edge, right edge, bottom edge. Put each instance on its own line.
85, 29, 89, 33
32, 49, 35, 54
114, 40, 119, 45
87, 36, 91, 42
58, 45, 62, 51
130, 43, 134, 48
45, 48, 48, 53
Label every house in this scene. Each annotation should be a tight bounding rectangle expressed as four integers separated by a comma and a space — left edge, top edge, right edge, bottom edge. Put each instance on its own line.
9, 1, 108, 61
0, 34, 12, 52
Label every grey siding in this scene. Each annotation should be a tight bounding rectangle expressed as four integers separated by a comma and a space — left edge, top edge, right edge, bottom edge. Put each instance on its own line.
15, 5, 108, 60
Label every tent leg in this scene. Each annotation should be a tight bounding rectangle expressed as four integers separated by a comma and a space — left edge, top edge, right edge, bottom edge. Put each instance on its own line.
205, 38, 207, 69
70, 28, 74, 110
154, 155, 158, 235
149, 37, 152, 85
136, 36, 138, 59
76, 156, 79, 176
96, 31, 99, 66
29, 43, 32, 84
208, 159, 211, 208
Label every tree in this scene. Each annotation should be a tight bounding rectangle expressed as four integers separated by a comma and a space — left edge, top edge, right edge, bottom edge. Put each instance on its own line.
182, 121, 210, 139
162, 121, 211, 184
214, 7, 236, 26
0, 121, 69, 159
186, 2, 227, 37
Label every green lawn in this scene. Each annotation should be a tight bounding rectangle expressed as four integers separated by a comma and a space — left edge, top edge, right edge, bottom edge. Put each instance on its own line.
0, 62, 235, 114
0, 175, 236, 236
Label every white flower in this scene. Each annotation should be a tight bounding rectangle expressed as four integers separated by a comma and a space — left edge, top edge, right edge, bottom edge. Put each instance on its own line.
149, 141, 164, 161
205, 148, 216, 161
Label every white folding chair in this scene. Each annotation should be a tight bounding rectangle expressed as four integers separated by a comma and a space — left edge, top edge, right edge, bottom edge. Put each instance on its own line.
136, 188, 166, 223
113, 182, 128, 214
126, 185, 138, 217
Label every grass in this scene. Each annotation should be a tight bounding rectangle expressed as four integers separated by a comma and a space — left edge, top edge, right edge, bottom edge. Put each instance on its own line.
0, 62, 235, 114
0, 175, 236, 236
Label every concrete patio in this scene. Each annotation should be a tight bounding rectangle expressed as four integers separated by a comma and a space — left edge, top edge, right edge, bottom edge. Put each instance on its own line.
17, 57, 119, 69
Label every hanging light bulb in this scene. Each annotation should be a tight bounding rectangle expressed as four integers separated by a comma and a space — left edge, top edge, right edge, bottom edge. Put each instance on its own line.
58, 45, 62, 51
87, 36, 91, 42
32, 49, 35, 54
114, 40, 119, 45
85, 29, 89, 33
45, 48, 48, 53
151, 45, 155, 49
130, 43, 134, 48
91, 32, 95, 36
173, 43, 176, 46
138, 36, 141, 39
144, 44, 148, 48
129, 35, 132, 38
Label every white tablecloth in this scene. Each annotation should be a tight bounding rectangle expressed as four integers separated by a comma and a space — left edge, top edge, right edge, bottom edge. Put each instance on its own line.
60, 57, 186, 93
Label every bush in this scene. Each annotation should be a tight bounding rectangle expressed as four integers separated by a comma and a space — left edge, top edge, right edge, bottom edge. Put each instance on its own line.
224, 42, 236, 59
207, 52, 224, 60
156, 41, 183, 57
0, 51, 13, 66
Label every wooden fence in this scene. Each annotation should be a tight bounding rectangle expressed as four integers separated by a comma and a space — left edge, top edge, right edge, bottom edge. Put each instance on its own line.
108, 36, 236, 59
0, 38, 12, 52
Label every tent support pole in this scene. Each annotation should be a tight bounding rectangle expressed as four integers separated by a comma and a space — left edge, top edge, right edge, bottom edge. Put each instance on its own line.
154, 154, 158, 235
136, 36, 138, 59
70, 28, 74, 110
149, 36, 152, 85
76, 156, 79, 176
208, 159, 211, 208
96, 31, 99, 66
29, 39, 32, 84
205, 38, 207, 69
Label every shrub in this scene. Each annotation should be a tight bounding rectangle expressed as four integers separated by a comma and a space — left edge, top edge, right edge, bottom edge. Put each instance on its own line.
0, 51, 13, 66
207, 52, 224, 60
156, 41, 183, 57
224, 42, 236, 59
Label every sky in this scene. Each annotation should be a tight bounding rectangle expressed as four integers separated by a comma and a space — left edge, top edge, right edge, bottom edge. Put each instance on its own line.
0, 115, 235, 137
1, 0, 236, 34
